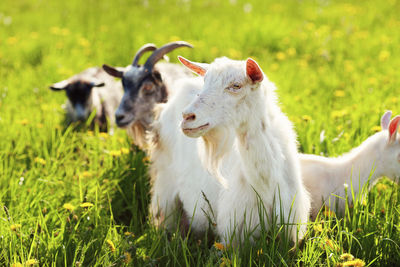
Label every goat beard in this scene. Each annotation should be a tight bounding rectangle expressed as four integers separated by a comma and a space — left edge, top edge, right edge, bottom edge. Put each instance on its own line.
199, 126, 235, 189
127, 121, 147, 150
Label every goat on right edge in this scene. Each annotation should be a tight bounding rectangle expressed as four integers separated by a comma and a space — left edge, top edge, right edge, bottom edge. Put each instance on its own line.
301, 111, 400, 219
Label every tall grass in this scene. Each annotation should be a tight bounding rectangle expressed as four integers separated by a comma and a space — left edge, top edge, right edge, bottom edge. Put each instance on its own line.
0, 0, 399, 265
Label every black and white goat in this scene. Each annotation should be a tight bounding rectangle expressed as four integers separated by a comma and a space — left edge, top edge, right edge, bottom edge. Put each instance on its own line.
102, 41, 193, 148
50, 67, 123, 131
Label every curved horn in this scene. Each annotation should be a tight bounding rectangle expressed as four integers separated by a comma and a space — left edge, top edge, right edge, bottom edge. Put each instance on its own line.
144, 41, 193, 70
132, 43, 157, 66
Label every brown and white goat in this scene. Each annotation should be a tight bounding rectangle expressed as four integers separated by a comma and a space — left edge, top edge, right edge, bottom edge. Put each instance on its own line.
50, 67, 123, 131
102, 41, 193, 148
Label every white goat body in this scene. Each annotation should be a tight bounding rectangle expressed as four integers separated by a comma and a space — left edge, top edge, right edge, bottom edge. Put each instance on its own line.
301, 111, 400, 218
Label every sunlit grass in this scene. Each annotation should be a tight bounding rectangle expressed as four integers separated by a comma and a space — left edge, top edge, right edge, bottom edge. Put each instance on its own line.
0, 0, 399, 265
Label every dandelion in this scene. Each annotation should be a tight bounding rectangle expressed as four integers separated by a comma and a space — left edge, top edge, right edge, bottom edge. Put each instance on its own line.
390, 96, 397, 103
34, 157, 46, 165
334, 90, 345, 97
257, 248, 263, 256
371, 125, 381, 132
123, 252, 132, 263
78, 37, 90, 47
37, 123, 44, 128
376, 183, 388, 193
323, 206, 335, 217
99, 132, 109, 139
11, 263, 23, 267
313, 223, 323, 232
25, 259, 39, 266
287, 47, 296, 56
18, 119, 29, 125
331, 109, 348, 119
340, 253, 355, 261
214, 242, 225, 251
276, 52, 286, 61
82, 171, 92, 178
302, 115, 312, 122
121, 148, 130, 154
106, 239, 116, 252
378, 50, 390, 62
109, 150, 122, 157
80, 202, 94, 208
7, 36, 18, 45
343, 259, 365, 267
63, 203, 75, 211
220, 257, 231, 267
10, 224, 21, 231
124, 231, 135, 237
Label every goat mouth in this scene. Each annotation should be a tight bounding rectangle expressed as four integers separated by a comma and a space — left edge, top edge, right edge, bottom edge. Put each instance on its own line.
182, 123, 210, 136
117, 119, 134, 128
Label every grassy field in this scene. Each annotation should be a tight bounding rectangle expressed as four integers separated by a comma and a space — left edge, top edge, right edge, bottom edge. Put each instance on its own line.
1, 0, 399, 265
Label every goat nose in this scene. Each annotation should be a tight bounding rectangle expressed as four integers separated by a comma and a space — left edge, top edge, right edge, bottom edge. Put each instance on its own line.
115, 113, 125, 123
183, 112, 196, 122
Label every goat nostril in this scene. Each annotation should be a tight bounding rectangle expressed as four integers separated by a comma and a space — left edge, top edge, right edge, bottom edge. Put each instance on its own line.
116, 114, 125, 122
183, 113, 196, 122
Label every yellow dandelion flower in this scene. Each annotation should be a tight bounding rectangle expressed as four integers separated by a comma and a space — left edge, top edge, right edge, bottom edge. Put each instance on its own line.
82, 171, 92, 178
270, 63, 279, 71
343, 258, 365, 267
63, 203, 75, 211
34, 157, 46, 165
121, 148, 130, 154
124, 252, 132, 263
87, 131, 94, 136
376, 183, 388, 193
99, 132, 109, 139
7, 36, 18, 45
313, 224, 323, 232
220, 257, 231, 267
340, 253, 355, 261
11, 263, 23, 267
371, 125, 381, 132
50, 26, 61, 35
109, 150, 122, 157
378, 50, 390, 62
124, 231, 135, 237
106, 239, 116, 252
334, 90, 346, 97
25, 259, 39, 266
362, 199, 367, 206
257, 248, 263, 256
302, 115, 312, 122
323, 206, 335, 217
78, 37, 90, 48
37, 123, 44, 128
19, 119, 29, 125
10, 224, 21, 231
276, 52, 286, 61
331, 110, 348, 119
80, 202, 94, 208
287, 47, 296, 56
368, 77, 377, 85
390, 96, 397, 103
214, 242, 225, 251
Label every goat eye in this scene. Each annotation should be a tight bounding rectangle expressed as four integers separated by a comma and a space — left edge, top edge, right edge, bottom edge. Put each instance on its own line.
226, 83, 242, 93
142, 84, 154, 94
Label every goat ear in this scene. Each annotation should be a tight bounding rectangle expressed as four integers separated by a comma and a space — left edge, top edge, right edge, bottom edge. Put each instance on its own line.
388, 115, 400, 143
102, 64, 123, 78
380, 110, 392, 130
49, 80, 69, 91
178, 56, 207, 76
246, 58, 263, 84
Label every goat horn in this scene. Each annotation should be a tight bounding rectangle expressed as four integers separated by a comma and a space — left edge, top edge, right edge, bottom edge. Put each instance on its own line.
132, 43, 157, 66
144, 41, 193, 71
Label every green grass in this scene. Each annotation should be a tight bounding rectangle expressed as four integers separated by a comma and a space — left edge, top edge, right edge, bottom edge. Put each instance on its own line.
1, 0, 399, 265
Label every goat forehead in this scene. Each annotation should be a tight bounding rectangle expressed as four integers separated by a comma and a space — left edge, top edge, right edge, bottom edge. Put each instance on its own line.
124, 66, 146, 83
204, 62, 246, 88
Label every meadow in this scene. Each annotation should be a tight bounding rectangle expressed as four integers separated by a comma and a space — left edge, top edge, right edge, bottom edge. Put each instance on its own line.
0, 0, 399, 265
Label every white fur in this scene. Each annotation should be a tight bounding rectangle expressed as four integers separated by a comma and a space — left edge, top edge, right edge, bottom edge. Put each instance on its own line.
178, 57, 310, 244
148, 76, 222, 233
301, 111, 400, 218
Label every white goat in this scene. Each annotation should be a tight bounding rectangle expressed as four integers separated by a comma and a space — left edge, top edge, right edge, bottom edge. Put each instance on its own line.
301, 111, 400, 219
148, 76, 222, 234
179, 56, 310, 244
50, 67, 123, 131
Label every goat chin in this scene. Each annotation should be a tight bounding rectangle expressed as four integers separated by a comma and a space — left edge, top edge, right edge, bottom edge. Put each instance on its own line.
127, 121, 147, 149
